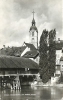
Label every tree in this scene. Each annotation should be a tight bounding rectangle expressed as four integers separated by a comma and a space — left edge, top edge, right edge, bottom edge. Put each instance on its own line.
39, 29, 56, 83
48, 29, 56, 77
39, 29, 49, 83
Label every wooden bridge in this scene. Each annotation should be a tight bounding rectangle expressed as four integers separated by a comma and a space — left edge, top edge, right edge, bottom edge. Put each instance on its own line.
0, 73, 38, 77
0, 73, 39, 90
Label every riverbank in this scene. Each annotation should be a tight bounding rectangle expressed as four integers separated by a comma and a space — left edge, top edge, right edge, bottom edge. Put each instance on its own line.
30, 81, 63, 87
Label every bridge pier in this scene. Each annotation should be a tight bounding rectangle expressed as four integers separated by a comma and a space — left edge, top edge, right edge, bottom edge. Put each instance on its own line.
11, 76, 21, 90
0, 73, 39, 89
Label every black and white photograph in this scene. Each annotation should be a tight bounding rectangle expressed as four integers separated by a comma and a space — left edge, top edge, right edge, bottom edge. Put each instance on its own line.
0, 0, 63, 100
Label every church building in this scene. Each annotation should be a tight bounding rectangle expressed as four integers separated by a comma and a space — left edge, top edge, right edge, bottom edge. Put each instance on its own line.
29, 11, 38, 49
21, 11, 39, 63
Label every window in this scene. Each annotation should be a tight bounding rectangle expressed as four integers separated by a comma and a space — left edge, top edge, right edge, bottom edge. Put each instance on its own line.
32, 38, 34, 40
32, 32, 34, 36
25, 68, 27, 71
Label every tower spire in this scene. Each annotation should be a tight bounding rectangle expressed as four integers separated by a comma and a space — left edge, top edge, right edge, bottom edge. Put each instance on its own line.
32, 10, 35, 19
29, 10, 38, 49
32, 10, 35, 26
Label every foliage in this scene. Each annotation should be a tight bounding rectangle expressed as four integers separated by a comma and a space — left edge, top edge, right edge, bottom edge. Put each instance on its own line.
39, 29, 56, 83
39, 29, 49, 82
49, 29, 56, 77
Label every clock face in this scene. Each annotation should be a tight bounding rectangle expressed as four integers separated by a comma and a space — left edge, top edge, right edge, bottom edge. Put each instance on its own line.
31, 29, 35, 33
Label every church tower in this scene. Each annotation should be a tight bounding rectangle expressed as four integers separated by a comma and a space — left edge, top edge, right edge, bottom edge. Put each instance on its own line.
29, 11, 38, 49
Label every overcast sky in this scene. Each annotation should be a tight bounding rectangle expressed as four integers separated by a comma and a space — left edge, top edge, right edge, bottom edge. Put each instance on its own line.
0, 0, 62, 48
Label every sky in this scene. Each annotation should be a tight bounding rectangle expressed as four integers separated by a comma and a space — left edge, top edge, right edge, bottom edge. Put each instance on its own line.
0, 0, 62, 48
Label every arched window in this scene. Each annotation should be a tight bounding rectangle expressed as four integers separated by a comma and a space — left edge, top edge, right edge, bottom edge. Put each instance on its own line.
32, 32, 34, 36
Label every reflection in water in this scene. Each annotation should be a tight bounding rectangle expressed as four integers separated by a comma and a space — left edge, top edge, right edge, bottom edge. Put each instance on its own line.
40, 88, 51, 100
51, 87, 63, 100
0, 86, 63, 100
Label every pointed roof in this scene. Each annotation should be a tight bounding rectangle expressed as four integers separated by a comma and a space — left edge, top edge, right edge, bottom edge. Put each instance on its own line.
29, 10, 38, 33
24, 42, 36, 50
32, 10, 35, 26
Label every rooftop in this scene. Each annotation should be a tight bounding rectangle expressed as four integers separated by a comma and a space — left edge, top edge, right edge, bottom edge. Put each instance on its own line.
24, 42, 36, 50
55, 40, 63, 50
0, 46, 26, 57
23, 50, 39, 59
0, 56, 39, 69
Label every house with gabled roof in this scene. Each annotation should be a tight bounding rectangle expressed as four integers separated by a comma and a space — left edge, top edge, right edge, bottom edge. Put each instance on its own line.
20, 42, 39, 63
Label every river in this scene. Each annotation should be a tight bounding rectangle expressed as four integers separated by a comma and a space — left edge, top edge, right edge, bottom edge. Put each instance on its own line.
0, 86, 63, 100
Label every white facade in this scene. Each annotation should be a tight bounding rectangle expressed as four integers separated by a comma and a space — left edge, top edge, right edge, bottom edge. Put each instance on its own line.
56, 50, 62, 65
29, 29, 38, 48
29, 30, 38, 48
54, 49, 62, 76
60, 61, 63, 72
21, 47, 30, 57
51, 76, 60, 85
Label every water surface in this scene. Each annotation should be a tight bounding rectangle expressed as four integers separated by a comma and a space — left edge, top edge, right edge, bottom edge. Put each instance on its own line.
0, 86, 63, 100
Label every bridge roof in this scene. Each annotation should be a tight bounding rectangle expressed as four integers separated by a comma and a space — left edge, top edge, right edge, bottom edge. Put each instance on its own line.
0, 56, 39, 69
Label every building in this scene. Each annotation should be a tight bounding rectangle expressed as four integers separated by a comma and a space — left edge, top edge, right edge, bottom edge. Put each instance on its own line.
51, 45, 63, 84
60, 56, 63, 72
0, 11, 39, 64
55, 39, 63, 76
60, 49, 63, 74
56, 39, 63, 66
21, 11, 39, 63
21, 42, 39, 63
29, 11, 38, 49
0, 55, 39, 89
60, 48, 63, 82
